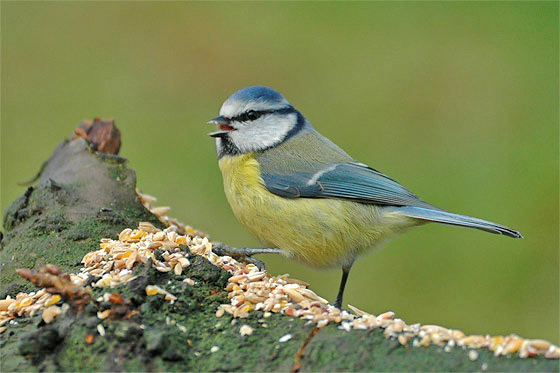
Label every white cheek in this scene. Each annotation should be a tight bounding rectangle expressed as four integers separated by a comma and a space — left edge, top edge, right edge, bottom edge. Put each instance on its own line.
230, 114, 296, 153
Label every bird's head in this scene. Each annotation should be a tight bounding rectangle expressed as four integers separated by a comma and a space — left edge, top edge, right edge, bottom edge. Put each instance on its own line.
208, 86, 304, 157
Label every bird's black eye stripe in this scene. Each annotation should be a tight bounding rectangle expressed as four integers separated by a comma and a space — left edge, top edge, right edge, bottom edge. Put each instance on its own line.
231, 106, 296, 123
234, 110, 261, 122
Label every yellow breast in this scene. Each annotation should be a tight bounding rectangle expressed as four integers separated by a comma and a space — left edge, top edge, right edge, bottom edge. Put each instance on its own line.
218, 154, 414, 268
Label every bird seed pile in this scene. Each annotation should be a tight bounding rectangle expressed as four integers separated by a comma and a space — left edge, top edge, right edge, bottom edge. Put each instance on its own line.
1, 190, 558, 361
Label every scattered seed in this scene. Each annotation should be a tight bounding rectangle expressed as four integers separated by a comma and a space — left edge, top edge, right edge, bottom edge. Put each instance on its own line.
174, 262, 182, 275
97, 324, 106, 337
240, 324, 254, 336
42, 306, 61, 324
0, 190, 555, 364
279, 334, 292, 343
145, 285, 160, 296
97, 310, 111, 319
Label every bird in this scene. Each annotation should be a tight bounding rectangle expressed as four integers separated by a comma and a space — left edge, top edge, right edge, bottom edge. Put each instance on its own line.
208, 85, 522, 309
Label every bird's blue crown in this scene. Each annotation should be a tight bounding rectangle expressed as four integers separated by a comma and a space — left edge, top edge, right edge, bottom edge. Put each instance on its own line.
227, 86, 286, 104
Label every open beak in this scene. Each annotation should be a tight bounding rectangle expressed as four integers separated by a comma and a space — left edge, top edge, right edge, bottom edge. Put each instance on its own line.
208, 116, 235, 138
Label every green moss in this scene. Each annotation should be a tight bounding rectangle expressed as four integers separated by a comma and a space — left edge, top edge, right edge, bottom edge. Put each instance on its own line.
94, 153, 128, 165
3, 253, 558, 372
56, 322, 110, 372
108, 165, 128, 184
0, 184, 162, 297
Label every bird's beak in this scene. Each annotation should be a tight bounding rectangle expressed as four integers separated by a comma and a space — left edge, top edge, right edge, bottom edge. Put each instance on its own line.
208, 116, 235, 138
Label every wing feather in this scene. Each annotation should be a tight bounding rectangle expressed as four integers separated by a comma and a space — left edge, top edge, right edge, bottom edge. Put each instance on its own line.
261, 161, 438, 209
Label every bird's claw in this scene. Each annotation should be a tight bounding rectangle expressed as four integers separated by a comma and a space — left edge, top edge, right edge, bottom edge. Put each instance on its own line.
211, 242, 267, 271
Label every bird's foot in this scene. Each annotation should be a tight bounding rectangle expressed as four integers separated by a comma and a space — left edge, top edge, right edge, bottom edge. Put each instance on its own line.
212, 243, 282, 271
333, 298, 342, 310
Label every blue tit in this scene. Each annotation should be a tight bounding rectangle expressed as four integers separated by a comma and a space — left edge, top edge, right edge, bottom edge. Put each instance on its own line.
208, 85, 522, 309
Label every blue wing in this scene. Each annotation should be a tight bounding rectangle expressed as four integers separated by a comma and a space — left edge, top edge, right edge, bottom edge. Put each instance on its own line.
260, 161, 522, 238
261, 161, 439, 210
256, 128, 522, 238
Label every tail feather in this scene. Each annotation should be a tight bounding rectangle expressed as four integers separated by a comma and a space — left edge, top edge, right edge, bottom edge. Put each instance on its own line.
397, 206, 523, 238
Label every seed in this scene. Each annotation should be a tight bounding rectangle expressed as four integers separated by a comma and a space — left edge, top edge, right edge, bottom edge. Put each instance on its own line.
138, 192, 157, 206
119, 228, 132, 241
502, 336, 523, 355
153, 232, 166, 241
174, 262, 182, 275
284, 278, 310, 287
459, 335, 485, 347
279, 334, 292, 343
97, 310, 111, 319
229, 275, 247, 283
42, 306, 61, 324
353, 321, 368, 330
489, 336, 504, 351
297, 288, 328, 304
398, 335, 409, 345
167, 231, 177, 242
145, 285, 160, 296
545, 346, 560, 359
451, 329, 465, 340
240, 324, 254, 336
138, 222, 159, 234
97, 324, 106, 337
17, 297, 32, 308
347, 304, 368, 317
378, 311, 395, 320
152, 206, 171, 216
125, 251, 137, 270
468, 350, 479, 361
216, 308, 225, 318
283, 288, 305, 303
210, 345, 220, 353
393, 319, 405, 333
0, 299, 16, 311
527, 339, 551, 353
183, 278, 195, 286
340, 321, 352, 332
246, 272, 266, 282
155, 265, 171, 273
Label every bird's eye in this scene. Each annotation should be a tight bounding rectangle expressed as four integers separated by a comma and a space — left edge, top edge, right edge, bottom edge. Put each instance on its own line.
246, 110, 259, 121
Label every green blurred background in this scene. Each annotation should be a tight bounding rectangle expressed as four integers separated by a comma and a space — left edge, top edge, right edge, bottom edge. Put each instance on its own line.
1, 2, 558, 343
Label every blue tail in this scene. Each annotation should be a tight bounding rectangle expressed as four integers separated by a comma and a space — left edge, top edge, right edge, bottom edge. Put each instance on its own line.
397, 206, 523, 238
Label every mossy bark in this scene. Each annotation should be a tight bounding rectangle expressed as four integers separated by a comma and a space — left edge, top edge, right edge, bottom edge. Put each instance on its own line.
0, 137, 163, 297
0, 136, 557, 372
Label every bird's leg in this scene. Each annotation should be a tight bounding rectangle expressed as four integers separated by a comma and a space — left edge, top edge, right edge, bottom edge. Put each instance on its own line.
212, 242, 282, 256
333, 261, 354, 309
212, 242, 282, 270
